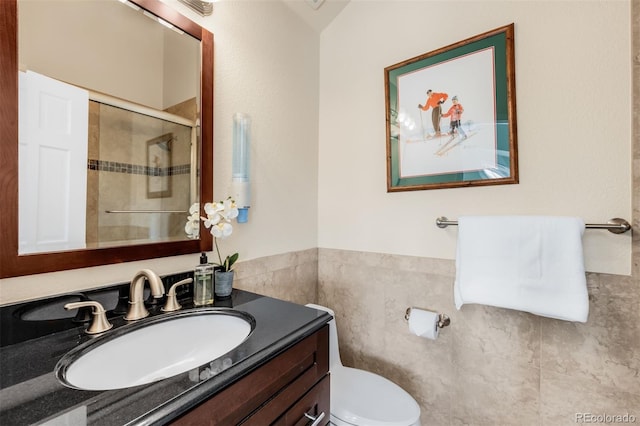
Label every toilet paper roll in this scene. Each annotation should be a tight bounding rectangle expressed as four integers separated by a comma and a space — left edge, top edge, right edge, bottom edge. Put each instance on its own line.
408, 308, 440, 340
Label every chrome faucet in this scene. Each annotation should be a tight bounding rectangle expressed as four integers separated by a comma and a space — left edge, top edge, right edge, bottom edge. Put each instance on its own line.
124, 269, 165, 321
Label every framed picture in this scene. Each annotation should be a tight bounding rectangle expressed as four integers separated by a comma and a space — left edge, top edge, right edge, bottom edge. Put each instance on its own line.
385, 23, 518, 192
147, 133, 173, 198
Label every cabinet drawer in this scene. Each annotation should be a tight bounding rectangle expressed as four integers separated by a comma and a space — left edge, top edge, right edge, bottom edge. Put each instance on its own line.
171, 324, 329, 425
273, 375, 330, 426
242, 362, 329, 426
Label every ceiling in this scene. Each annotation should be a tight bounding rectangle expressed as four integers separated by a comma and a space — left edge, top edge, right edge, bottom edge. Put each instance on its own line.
281, 0, 350, 32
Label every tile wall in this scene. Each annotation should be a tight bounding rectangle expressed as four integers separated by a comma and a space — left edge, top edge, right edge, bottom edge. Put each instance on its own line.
228, 242, 637, 425
233, 248, 319, 306
317, 249, 639, 425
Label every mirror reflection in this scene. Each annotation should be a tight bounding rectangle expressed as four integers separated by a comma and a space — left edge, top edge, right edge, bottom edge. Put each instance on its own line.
18, 0, 201, 254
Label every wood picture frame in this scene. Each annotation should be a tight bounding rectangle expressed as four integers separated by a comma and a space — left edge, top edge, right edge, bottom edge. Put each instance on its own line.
385, 23, 518, 191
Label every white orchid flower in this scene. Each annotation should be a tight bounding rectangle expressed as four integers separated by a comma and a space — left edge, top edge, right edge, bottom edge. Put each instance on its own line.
184, 215, 200, 238
185, 197, 240, 271
203, 202, 218, 216
221, 222, 233, 237
202, 211, 222, 228
210, 222, 233, 239
222, 198, 239, 220
185, 221, 198, 235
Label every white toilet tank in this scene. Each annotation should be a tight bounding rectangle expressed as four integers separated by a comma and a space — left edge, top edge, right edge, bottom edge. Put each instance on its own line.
305, 304, 421, 426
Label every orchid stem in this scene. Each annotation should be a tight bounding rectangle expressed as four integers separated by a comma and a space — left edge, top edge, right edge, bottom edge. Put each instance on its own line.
214, 238, 223, 269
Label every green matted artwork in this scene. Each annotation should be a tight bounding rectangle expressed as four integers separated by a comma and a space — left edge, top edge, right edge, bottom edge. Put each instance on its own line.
385, 24, 518, 192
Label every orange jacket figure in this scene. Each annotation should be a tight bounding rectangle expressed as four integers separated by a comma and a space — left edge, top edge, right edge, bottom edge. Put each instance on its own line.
419, 91, 448, 111
442, 103, 464, 120
442, 96, 467, 138
418, 90, 448, 136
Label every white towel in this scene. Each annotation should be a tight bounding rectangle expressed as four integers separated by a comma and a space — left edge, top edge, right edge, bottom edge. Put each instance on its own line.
454, 216, 589, 322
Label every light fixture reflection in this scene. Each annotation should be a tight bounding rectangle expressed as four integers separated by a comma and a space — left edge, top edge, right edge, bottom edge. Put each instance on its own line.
178, 0, 214, 16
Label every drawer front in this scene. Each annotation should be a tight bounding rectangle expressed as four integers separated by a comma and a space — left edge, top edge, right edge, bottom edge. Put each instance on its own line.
273, 374, 330, 426
171, 324, 329, 425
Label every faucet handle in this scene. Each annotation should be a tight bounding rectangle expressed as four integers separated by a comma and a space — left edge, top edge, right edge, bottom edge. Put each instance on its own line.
65, 301, 113, 335
162, 278, 194, 312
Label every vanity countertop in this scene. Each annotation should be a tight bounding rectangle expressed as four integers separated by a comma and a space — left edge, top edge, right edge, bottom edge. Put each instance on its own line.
0, 288, 331, 425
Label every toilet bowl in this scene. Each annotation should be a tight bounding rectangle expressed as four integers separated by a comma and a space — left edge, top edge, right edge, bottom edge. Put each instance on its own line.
305, 304, 421, 426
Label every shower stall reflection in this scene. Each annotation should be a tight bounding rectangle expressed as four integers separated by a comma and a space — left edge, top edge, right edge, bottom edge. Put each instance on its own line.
87, 98, 199, 248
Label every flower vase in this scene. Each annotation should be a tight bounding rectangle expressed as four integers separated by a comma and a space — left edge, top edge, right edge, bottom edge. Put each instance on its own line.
214, 270, 234, 298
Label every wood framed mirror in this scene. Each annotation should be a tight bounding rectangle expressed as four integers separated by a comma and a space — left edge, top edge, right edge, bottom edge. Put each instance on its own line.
0, 0, 213, 278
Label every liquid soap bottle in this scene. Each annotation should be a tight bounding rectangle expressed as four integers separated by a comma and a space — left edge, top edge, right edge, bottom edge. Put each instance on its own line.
193, 252, 214, 306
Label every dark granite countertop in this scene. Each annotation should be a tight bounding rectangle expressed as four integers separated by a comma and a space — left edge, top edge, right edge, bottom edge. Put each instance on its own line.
0, 282, 331, 425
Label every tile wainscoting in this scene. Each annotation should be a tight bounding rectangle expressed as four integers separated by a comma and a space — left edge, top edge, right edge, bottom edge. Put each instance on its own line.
233, 246, 639, 425
317, 248, 639, 426
232, 248, 319, 306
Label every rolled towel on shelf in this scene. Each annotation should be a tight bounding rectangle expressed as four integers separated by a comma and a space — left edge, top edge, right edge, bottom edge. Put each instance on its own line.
454, 216, 589, 322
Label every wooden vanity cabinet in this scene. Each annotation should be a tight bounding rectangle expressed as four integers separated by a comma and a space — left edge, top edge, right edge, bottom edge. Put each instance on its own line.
171, 325, 330, 426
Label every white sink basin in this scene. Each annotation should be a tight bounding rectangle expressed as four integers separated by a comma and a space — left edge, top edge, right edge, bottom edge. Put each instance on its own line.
55, 309, 254, 391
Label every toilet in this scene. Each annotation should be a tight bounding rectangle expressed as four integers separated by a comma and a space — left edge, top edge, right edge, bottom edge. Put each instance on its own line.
306, 304, 421, 426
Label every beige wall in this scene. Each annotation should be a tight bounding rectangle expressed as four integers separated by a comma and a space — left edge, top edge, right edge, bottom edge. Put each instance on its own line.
205, 0, 320, 264
20, 0, 199, 110
318, 0, 632, 275
20, 0, 161, 108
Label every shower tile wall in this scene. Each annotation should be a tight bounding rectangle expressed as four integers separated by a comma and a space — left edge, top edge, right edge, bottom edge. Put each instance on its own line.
85, 99, 196, 247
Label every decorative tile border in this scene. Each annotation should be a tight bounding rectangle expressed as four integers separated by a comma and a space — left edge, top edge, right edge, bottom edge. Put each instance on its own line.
87, 159, 190, 176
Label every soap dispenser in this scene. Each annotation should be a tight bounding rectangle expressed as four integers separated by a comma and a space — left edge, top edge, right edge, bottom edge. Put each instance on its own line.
193, 252, 214, 306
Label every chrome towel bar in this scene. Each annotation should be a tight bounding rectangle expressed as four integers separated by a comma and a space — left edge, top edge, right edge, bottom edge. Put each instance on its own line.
105, 210, 187, 214
436, 216, 632, 234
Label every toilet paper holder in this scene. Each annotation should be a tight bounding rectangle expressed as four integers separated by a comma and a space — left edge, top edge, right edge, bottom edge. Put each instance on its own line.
404, 307, 451, 329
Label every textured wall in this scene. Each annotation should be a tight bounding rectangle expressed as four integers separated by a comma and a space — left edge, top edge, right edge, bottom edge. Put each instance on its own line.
633, 0, 640, 271
233, 248, 318, 305
318, 248, 639, 425
206, 0, 320, 264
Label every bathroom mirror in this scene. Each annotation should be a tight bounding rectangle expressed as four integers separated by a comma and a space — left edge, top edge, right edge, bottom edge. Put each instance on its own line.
0, 0, 213, 278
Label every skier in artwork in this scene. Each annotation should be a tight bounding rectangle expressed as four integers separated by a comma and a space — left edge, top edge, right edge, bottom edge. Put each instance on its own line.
418, 89, 448, 137
442, 96, 467, 141
435, 95, 475, 156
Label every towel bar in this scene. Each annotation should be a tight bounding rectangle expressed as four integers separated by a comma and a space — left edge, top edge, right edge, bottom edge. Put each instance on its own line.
436, 216, 631, 234
105, 210, 187, 214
